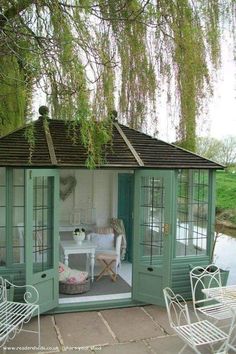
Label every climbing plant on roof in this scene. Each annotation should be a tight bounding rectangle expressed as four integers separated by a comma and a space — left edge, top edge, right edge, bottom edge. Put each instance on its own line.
0, 0, 235, 164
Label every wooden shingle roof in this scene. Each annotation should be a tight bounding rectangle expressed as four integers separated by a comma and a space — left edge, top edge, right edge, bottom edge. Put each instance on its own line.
0, 117, 223, 169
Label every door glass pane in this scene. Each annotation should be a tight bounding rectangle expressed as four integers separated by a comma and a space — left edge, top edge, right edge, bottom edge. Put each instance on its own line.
176, 169, 209, 256
0, 168, 5, 185
140, 176, 165, 262
13, 226, 24, 263
0, 168, 6, 266
13, 215, 24, 264
13, 207, 24, 225
0, 187, 5, 206
0, 228, 6, 266
13, 187, 24, 206
0, 208, 6, 227
13, 169, 24, 185
12, 169, 25, 263
33, 176, 53, 272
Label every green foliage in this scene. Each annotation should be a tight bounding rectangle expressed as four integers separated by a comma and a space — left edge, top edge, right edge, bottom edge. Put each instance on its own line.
216, 171, 236, 211
201, 0, 221, 67
0, 56, 27, 135
99, 0, 156, 129
216, 171, 236, 225
79, 113, 113, 168
196, 136, 236, 165
196, 136, 221, 162
226, 165, 236, 173
0, 1, 235, 165
24, 122, 35, 164
156, 0, 211, 151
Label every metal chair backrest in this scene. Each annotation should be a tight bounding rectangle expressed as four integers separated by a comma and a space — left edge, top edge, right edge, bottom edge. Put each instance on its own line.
190, 264, 222, 310
163, 287, 191, 330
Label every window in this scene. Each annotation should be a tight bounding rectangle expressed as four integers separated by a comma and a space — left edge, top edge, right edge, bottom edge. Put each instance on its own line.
33, 176, 53, 272
0, 169, 25, 266
0, 169, 54, 270
0, 168, 6, 265
176, 169, 209, 257
140, 176, 165, 261
12, 169, 25, 263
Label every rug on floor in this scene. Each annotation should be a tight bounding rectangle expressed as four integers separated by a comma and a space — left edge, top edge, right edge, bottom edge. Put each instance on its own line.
60, 275, 131, 298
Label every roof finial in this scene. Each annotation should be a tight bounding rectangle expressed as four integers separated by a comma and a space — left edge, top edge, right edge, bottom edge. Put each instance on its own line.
110, 110, 118, 122
39, 106, 49, 118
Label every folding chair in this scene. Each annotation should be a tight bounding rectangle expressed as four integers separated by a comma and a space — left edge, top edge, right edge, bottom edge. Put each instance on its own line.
163, 287, 229, 354
96, 235, 122, 282
190, 264, 232, 322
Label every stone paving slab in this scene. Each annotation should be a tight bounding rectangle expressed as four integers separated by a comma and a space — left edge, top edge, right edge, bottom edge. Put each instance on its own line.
4, 315, 60, 354
1, 306, 234, 354
143, 305, 174, 335
143, 304, 198, 336
148, 335, 195, 354
101, 307, 163, 342
93, 341, 153, 353
55, 311, 116, 348
148, 335, 234, 354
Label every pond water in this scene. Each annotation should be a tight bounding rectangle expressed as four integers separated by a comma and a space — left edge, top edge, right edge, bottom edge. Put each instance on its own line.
213, 227, 236, 285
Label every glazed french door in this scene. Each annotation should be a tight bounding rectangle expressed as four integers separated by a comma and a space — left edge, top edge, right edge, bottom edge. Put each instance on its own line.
25, 169, 59, 313
132, 170, 173, 306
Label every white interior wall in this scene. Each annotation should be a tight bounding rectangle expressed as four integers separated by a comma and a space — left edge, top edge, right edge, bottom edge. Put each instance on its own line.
59, 169, 133, 227
59, 170, 76, 224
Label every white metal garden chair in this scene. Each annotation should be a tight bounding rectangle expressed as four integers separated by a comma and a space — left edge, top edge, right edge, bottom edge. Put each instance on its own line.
190, 264, 232, 322
163, 287, 229, 354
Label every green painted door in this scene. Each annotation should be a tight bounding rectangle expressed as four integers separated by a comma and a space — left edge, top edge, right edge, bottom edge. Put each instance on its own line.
25, 169, 59, 314
118, 174, 134, 262
133, 170, 173, 306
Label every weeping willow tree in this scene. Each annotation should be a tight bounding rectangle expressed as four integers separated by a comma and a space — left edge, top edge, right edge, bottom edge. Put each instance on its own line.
0, 0, 235, 165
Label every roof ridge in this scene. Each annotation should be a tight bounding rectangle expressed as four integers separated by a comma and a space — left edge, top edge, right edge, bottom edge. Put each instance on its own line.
114, 122, 144, 166
44, 120, 58, 165
119, 123, 224, 169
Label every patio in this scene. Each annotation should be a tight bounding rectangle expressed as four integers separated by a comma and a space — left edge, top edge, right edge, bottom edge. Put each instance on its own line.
5, 305, 234, 354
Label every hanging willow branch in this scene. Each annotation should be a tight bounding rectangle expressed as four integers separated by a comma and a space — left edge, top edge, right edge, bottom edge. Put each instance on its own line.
0, 0, 235, 163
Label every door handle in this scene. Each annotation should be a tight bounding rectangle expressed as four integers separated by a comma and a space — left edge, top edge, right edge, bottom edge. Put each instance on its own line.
163, 224, 170, 236
147, 267, 153, 272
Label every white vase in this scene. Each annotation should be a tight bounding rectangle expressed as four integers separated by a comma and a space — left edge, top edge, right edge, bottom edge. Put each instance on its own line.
73, 232, 85, 244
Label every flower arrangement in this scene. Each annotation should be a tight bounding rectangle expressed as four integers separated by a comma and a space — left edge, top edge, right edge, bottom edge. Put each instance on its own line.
73, 227, 86, 244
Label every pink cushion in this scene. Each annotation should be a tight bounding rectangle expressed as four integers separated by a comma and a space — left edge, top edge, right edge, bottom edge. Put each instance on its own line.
66, 269, 88, 284
59, 262, 70, 282
59, 262, 88, 284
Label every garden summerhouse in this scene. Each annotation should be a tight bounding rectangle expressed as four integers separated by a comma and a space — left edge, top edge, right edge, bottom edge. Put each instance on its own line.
0, 110, 223, 314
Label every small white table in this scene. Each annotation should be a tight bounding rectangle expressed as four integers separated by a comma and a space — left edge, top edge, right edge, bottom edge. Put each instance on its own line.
202, 285, 236, 304
60, 240, 96, 282
202, 285, 236, 351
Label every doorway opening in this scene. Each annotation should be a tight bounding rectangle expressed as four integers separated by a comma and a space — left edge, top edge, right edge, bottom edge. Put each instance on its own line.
58, 169, 133, 304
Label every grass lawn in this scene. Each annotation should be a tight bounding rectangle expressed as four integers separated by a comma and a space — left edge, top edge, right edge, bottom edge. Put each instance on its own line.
216, 171, 236, 211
